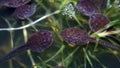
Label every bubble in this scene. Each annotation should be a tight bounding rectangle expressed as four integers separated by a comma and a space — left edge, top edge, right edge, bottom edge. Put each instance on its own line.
62, 2, 75, 18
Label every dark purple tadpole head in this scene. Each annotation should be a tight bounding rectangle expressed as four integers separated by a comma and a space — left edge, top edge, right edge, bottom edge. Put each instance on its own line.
2, 0, 31, 7
12, 3, 37, 20
76, 0, 98, 16
60, 27, 120, 50
89, 13, 110, 32
27, 30, 54, 52
0, 29, 54, 63
60, 27, 90, 46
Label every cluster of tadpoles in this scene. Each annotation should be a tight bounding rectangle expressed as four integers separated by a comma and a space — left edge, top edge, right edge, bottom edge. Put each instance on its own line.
0, 0, 119, 65
0, 0, 37, 19
76, 0, 109, 32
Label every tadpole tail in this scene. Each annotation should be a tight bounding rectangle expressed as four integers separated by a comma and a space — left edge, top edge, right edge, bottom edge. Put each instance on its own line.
107, 36, 120, 45
98, 40, 120, 51
0, 44, 29, 64
88, 37, 120, 51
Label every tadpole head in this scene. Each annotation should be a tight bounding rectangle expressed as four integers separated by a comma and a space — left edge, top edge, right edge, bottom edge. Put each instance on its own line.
89, 13, 110, 32
26, 30, 54, 53
2, 0, 31, 8
12, 3, 37, 20
60, 27, 90, 46
76, 0, 98, 16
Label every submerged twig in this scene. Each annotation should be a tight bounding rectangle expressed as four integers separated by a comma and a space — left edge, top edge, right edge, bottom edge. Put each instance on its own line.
0, 10, 60, 31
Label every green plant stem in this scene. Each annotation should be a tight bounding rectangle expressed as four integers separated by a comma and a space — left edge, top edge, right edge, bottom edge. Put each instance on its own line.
97, 30, 120, 37
5, 19, 14, 68
83, 48, 93, 68
0, 10, 61, 31
22, 22, 37, 68
27, 50, 37, 68
73, 15, 83, 28
45, 45, 65, 63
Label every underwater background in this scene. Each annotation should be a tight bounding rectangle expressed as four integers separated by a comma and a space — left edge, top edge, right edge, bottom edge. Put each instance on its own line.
0, 0, 120, 68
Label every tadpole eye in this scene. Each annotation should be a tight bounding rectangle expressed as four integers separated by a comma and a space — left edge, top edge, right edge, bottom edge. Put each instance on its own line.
27, 30, 54, 52
89, 13, 110, 32
2, 0, 31, 8
76, 0, 98, 16
60, 28, 89, 46
12, 3, 37, 19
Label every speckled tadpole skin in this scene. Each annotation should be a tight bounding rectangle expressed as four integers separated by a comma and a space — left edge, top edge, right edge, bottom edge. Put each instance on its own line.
89, 13, 110, 32
60, 28, 120, 50
12, 3, 37, 20
27, 30, 54, 52
76, 0, 98, 16
61, 27, 90, 45
1, 0, 31, 8
0, 30, 54, 63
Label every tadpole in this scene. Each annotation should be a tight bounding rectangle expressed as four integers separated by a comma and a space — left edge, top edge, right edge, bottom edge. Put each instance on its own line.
89, 13, 110, 32
60, 27, 120, 50
0, 0, 31, 8
76, 0, 98, 16
76, 0, 110, 32
12, 3, 37, 20
0, 29, 54, 63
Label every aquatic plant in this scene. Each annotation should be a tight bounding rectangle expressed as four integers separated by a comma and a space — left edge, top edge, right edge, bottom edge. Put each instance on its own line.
0, 0, 119, 68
